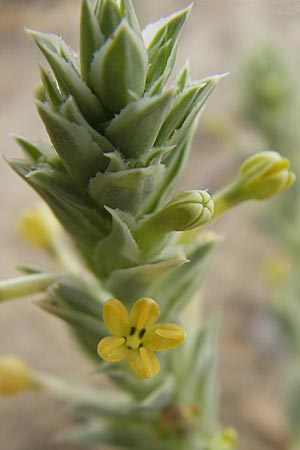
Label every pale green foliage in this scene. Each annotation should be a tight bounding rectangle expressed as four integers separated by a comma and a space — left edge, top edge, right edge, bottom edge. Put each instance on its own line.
3, 1, 237, 448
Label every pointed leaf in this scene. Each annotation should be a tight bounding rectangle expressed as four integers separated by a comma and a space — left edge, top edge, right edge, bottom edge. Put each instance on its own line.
169, 75, 224, 146
80, 0, 105, 82
144, 6, 191, 91
88, 164, 166, 215
142, 145, 175, 166
150, 236, 219, 320
50, 278, 103, 317
174, 60, 191, 92
39, 298, 104, 339
90, 21, 147, 113
120, 0, 142, 39
29, 30, 108, 124
59, 96, 116, 152
106, 254, 187, 302
14, 135, 54, 161
155, 84, 204, 146
96, 0, 122, 37
9, 160, 108, 251
105, 89, 174, 158
93, 207, 140, 278
40, 67, 64, 110
37, 102, 109, 185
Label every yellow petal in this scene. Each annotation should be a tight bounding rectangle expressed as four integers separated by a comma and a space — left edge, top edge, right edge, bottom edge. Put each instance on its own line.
130, 298, 160, 330
144, 323, 186, 351
102, 298, 129, 336
128, 347, 160, 378
97, 336, 127, 362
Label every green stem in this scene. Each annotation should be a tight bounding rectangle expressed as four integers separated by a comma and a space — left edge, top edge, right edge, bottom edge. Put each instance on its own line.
0, 272, 59, 302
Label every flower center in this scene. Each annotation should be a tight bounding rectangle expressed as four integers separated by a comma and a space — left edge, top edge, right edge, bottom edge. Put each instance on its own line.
125, 326, 146, 350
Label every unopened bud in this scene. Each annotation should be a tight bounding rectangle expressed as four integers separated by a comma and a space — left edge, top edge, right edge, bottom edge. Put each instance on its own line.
155, 190, 214, 232
213, 151, 295, 217
0, 357, 36, 395
134, 190, 214, 252
17, 204, 61, 248
238, 151, 295, 200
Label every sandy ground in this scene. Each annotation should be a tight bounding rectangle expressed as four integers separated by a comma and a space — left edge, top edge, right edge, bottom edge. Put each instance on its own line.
1, 0, 299, 449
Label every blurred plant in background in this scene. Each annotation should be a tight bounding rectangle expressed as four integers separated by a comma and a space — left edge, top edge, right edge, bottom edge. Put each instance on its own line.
203, 38, 300, 450
238, 41, 300, 450
0, 2, 295, 449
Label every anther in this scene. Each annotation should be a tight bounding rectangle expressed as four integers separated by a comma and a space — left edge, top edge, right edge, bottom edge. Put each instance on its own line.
139, 328, 146, 339
129, 326, 136, 336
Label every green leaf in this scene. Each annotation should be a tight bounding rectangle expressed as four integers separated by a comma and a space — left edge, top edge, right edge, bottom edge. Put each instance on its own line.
174, 60, 191, 92
141, 145, 175, 166
147, 76, 221, 211
174, 317, 220, 431
168, 75, 222, 146
150, 236, 220, 320
144, 5, 191, 91
88, 164, 166, 215
80, 0, 105, 83
105, 89, 174, 158
93, 207, 140, 279
40, 67, 65, 110
49, 277, 103, 317
90, 20, 148, 113
145, 133, 194, 213
37, 102, 109, 185
61, 422, 172, 450
9, 160, 108, 257
29, 29, 108, 124
155, 83, 204, 146
14, 135, 54, 161
120, 0, 143, 39
58, 96, 116, 152
96, 0, 122, 37
106, 253, 187, 302
39, 297, 105, 341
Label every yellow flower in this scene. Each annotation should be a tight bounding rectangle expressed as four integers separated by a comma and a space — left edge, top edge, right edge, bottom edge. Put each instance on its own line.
97, 298, 186, 378
0, 356, 36, 395
17, 203, 61, 248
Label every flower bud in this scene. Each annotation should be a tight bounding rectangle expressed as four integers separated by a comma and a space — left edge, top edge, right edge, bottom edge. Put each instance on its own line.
213, 151, 295, 217
147, 190, 213, 232
17, 204, 61, 248
134, 190, 214, 252
0, 357, 36, 395
238, 151, 295, 200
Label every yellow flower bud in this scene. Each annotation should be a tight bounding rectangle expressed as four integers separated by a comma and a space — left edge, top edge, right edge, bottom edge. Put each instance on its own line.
238, 151, 295, 200
213, 151, 295, 217
17, 204, 61, 248
0, 357, 36, 395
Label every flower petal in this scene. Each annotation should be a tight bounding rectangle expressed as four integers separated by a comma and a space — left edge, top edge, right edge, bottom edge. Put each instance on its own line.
97, 336, 127, 362
130, 298, 160, 329
102, 298, 129, 336
127, 347, 160, 378
144, 323, 186, 351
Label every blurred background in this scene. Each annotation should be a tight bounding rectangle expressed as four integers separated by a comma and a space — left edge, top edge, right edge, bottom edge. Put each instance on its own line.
1, 0, 300, 449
